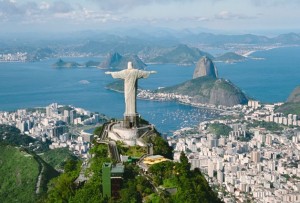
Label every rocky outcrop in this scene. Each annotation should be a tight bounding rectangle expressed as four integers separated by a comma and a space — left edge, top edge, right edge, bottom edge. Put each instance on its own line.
156, 76, 248, 106
99, 52, 146, 69
193, 56, 218, 79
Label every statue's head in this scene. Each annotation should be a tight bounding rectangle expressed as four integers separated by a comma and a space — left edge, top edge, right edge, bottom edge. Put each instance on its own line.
128, 61, 133, 69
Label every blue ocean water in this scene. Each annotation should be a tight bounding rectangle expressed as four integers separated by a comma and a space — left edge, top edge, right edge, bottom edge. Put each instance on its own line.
217, 46, 300, 102
0, 46, 299, 133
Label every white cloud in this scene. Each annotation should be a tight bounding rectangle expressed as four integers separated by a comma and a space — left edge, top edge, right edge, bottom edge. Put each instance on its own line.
0, 0, 120, 24
39, 2, 50, 10
250, 0, 300, 7
215, 10, 254, 20
0, 0, 299, 32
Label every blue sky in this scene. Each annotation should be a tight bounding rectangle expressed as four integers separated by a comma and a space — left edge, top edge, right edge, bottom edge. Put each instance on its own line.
1, 0, 299, 34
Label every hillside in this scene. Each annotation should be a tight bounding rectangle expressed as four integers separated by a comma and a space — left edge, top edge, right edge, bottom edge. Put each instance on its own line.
0, 144, 59, 203
276, 85, 300, 116
287, 86, 300, 103
0, 124, 49, 152
0, 125, 59, 202
40, 147, 78, 171
0, 144, 39, 203
148, 44, 213, 65
276, 103, 300, 116
214, 52, 247, 63
99, 52, 146, 69
156, 76, 248, 106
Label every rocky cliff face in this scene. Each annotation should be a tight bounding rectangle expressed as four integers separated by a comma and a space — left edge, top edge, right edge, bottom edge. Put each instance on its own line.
193, 56, 218, 79
157, 76, 248, 106
287, 86, 300, 103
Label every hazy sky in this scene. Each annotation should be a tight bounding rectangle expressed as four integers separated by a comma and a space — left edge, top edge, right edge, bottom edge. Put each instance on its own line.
1, 0, 299, 34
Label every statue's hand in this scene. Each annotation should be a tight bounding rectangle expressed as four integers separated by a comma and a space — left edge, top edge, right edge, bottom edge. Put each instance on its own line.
105, 71, 112, 74
150, 71, 157, 74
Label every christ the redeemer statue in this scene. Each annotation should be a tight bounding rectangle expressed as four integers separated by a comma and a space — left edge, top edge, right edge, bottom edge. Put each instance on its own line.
105, 62, 156, 128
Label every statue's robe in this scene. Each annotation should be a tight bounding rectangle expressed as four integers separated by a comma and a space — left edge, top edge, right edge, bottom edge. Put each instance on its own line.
110, 69, 150, 115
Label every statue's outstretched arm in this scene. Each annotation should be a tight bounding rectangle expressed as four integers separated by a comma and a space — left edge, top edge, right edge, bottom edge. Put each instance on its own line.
150, 71, 157, 74
105, 71, 112, 74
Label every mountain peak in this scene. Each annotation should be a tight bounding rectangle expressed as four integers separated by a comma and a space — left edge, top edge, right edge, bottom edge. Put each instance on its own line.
99, 52, 146, 69
193, 56, 218, 79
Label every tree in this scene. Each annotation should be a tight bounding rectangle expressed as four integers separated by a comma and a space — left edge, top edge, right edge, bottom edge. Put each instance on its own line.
93, 126, 103, 136
178, 151, 190, 177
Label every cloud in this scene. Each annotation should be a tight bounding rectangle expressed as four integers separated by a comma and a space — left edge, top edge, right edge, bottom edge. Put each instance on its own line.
195, 17, 210, 22
89, 0, 198, 11
215, 10, 254, 20
0, 0, 120, 24
0, 0, 23, 20
250, 0, 300, 7
49, 1, 73, 13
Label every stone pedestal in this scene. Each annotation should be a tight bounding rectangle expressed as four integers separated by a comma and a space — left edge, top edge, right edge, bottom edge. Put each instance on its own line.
107, 122, 152, 146
123, 113, 139, 128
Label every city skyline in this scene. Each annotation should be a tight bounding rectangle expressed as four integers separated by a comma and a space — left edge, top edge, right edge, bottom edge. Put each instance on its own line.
1, 0, 300, 34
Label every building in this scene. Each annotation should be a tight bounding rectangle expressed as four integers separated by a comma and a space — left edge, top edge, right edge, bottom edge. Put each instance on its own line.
208, 159, 214, 178
217, 170, 224, 184
70, 110, 76, 124
251, 151, 261, 163
81, 131, 94, 142
102, 163, 124, 199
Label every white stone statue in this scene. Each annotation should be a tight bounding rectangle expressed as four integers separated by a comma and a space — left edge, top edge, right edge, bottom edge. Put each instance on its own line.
105, 62, 156, 119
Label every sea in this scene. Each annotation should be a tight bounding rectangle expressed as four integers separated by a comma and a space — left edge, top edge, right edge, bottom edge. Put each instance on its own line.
1, 46, 300, 134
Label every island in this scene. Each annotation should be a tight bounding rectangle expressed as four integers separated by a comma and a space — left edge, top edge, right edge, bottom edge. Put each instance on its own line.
99, 52, 146, 69
214, 52, 247, 63
52, 58, 82, 68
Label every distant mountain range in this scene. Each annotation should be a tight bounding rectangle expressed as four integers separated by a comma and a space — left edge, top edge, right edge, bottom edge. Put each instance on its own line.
2, 30, 300, 62
182, 32, 300, 45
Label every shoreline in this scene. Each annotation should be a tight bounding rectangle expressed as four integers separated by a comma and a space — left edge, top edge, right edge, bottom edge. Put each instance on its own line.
137, 94, 238, 114
242, 44, 300, 58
